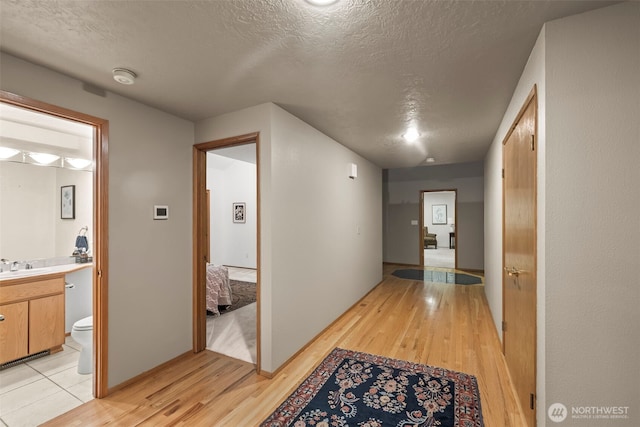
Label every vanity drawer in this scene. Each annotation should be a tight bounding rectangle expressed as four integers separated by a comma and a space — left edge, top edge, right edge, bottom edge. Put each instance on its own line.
0, 277, 65, 305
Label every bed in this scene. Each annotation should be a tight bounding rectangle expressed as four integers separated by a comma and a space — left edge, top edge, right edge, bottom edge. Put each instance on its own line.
206, 264, 233, 315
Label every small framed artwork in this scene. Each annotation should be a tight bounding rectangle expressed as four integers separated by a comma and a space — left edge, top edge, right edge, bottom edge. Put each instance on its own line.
432, 204, 447, 225
61, 185, 75, 219
233, 202, 246, 223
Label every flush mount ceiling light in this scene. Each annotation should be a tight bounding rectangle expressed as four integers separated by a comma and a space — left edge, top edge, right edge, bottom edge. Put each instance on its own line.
0, 147, 20, 159
304, 0, 339, 5
112, 68, 137, 85
65, 157, 92, 169
402, 128, 420, 143
28, 152, 60, 165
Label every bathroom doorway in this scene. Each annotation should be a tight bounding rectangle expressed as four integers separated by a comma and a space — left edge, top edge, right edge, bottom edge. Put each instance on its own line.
0, 90, 109, 398
192, 133, 260, 372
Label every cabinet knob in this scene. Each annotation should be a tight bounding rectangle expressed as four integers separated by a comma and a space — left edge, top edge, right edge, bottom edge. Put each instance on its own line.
0, 314, 5, 322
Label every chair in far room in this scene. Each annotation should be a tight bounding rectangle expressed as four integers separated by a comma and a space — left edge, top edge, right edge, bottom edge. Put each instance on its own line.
424, 227, 437, 249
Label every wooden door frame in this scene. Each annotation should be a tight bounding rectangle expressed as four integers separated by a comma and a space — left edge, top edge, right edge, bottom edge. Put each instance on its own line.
501, 85, 538, 423
420, 189, 457, 268
0, 90, 109, 398
192, 133, 260, 372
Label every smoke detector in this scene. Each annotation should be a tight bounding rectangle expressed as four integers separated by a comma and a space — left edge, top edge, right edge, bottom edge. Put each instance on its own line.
112, 68, 137, 85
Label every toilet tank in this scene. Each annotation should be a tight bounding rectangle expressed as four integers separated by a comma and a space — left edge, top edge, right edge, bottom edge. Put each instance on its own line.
65, 268, 93, 333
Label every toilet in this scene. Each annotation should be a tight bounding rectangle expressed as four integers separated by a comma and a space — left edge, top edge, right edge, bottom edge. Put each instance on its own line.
71, 316, 93, 375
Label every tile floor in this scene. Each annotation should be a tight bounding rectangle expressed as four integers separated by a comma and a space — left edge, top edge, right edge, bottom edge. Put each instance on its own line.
0, 336, 93, 427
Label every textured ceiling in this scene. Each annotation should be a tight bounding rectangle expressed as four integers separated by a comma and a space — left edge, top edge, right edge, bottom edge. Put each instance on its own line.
0, 0, 617, 168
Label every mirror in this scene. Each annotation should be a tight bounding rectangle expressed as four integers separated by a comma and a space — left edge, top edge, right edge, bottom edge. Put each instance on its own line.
0, 103, 93, 261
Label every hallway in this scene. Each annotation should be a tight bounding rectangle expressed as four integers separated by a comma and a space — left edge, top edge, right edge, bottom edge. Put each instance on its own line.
43, 265, 525, 426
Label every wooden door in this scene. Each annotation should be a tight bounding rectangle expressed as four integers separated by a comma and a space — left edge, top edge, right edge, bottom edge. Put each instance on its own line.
503, 88, 537, 426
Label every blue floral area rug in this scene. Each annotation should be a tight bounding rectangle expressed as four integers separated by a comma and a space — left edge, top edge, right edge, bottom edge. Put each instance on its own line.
261, 348, 484, 427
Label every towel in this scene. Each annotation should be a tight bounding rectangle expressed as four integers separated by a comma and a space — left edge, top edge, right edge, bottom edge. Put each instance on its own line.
75, 235, 89, 252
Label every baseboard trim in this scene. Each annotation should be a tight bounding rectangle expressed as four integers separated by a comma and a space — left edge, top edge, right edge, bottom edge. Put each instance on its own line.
258, 369, 274, 379
107, 350, 193, 396
264, 277, 385, 379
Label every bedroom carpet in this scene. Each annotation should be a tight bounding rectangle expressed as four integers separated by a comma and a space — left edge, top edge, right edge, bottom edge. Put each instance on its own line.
219, 280, 256, 315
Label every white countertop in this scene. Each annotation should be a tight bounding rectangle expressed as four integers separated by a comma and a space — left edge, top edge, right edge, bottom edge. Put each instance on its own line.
0, 263, 93, 283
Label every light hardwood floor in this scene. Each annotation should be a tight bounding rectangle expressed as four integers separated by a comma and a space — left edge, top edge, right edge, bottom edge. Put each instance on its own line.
43, 265, 525, 426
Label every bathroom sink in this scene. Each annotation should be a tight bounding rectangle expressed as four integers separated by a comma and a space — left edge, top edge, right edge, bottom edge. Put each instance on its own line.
0, 267, 54, 278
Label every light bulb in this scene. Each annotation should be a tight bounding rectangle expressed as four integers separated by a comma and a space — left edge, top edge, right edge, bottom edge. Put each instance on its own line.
28, 152, 60, 165
402, 128, 420, 143
65, 157, 92, 169
0, 147, 20, 159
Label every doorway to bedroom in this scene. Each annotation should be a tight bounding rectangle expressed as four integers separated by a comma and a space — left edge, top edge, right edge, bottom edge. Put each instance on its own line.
421, 190, 457, 268
205, 144, 257, 363
193, 133, 259, 369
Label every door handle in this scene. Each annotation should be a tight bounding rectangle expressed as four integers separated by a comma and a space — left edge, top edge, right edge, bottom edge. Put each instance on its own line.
504, 267, 526, 277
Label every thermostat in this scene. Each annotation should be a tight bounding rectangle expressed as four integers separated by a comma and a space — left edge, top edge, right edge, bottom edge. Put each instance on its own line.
154, 205, 169, 220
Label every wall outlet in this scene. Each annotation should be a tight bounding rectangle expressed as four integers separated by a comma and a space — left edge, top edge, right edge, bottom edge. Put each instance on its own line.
411, 220, 418, 226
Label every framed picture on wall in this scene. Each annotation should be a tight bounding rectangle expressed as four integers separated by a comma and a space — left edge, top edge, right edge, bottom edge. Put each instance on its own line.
233, 202, 246, 223
61, 185, 76, 219
432, 204, 447, 225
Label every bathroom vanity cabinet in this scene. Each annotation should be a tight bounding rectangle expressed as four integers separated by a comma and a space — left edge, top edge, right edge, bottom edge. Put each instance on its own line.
0, 275, 65, 365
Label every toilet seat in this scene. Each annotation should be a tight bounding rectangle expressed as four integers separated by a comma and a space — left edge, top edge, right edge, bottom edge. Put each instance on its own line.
73, 315, 93, 331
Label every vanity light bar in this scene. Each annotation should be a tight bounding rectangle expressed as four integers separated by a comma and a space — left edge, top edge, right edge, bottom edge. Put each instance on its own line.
0, 146, 92, 170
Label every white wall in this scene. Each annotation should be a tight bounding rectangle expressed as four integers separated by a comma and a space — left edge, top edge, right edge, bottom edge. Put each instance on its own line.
384, 162, 484, 269
485, 3, 639, 424
196, 103, 382, 372
1, 53, 195, 388
206, 152, 257, 268
544, 3, 639, 425
55, 167, 93, 257
269, 105, 382, 369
